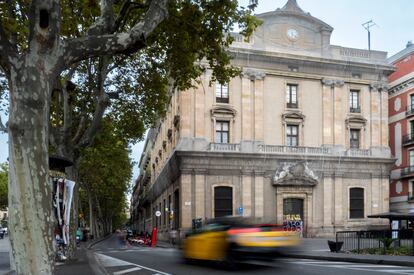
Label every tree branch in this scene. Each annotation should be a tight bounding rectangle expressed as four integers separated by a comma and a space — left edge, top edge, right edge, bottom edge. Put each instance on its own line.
0, 20, 18, 75
78, 57, 110, 147
71, 116, 87, 145
62, 0, 168, 67
62, 67, 77, 143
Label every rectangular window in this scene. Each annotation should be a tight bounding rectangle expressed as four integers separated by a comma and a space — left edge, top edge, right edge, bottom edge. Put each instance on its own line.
286, 125, 299, 147
286, 84, 298, 108
409, 181, 414, 201
350, 129, 360, 149
411, 94, 414, 109
163, 199, 166, 226
216, 83, 229, 103
214, 186, 233, 217
410, 150, 414, 167
350, 188, 364, 219
349, 90, 360, 113
215, 121, 229, 143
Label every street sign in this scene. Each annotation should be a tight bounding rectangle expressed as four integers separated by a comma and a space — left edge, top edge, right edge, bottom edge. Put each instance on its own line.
155, 210, 161, 217
238, 207, 243, 215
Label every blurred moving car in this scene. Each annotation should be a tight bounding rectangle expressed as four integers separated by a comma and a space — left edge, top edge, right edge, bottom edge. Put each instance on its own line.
182, 217, 301, 265
0, 227, 4, 239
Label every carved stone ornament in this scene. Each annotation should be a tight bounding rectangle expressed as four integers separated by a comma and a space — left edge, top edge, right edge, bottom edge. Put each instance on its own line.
241, 69, 266, 80
273, 162, 318, 186
370, 82, 388, 92
321, 78, 345, 87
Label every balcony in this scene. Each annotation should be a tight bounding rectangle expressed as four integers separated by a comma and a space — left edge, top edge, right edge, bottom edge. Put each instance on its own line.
399, 166, 414, 178
286, 102, 298, 109
402, 134, 414, 147
257, 145, 331, 155
406, 105, 414, 117
203, 142, 387, 158
216, 97, 229, 104
209, 143, 240, 152
349, 106, 361, 113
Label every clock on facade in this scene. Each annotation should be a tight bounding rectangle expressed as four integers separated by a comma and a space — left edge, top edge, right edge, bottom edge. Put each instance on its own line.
287, 28, 299, 40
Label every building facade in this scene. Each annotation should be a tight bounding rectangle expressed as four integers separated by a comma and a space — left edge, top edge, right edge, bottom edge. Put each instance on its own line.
131, 0, 394, 239
388, 42, 414, 214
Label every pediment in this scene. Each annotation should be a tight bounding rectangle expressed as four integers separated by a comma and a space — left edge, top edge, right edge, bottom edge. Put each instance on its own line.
282, 111, 305, 121
211, 105, 237, 117
346, 115, 367, 127
273, 162, 318, 186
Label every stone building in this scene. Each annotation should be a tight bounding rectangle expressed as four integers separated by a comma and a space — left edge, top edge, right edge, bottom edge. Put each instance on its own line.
131, 0, 394, 239
388, 41, 414, 214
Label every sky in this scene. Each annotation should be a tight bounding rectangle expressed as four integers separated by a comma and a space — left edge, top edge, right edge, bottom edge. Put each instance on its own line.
0, 0, 413, 188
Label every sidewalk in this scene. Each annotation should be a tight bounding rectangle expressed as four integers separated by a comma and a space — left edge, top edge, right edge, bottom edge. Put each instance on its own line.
157, 237, 414, 267
285, 238, 414, 267
0, 237, 107, 275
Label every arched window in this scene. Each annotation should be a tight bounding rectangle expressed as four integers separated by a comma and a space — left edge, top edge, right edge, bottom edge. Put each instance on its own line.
214, 186, 233, 217
349, 188, 364, 219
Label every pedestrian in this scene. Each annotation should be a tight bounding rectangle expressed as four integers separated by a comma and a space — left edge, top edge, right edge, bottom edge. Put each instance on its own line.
170, 229, 178, 247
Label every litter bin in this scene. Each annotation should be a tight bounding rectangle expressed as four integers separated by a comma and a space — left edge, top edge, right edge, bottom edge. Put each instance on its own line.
328, 240, 343, 252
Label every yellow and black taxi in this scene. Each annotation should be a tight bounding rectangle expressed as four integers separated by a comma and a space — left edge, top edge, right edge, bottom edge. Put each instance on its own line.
182, 217, 301, 265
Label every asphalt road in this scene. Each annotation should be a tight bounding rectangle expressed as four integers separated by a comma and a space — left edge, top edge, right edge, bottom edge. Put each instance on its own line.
92, 235, 414, 275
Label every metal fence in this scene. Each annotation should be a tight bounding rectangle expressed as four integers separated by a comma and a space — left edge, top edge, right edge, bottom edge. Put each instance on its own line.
336, 230, 414, 256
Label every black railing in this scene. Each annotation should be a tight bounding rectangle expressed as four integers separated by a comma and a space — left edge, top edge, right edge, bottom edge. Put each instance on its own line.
286, 102, 298, 109
216, 97, 229, 103
336, 230, 414, 255
400, 166, 414, 177
406, 105, 414, 116
403, 134, 414, 146
350, 106, 361, 113
408, 195, 414, 201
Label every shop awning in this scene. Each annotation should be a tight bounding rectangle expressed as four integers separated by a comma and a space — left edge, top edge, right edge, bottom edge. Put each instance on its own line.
368, 212, 414, 221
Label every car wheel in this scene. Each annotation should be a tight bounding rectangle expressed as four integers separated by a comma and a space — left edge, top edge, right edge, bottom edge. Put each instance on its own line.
224, 244, 238, 270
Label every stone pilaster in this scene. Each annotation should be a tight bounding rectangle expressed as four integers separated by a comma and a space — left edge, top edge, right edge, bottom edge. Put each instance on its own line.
180, 91, 192, 138
241, 69, 266, 141
242, 172, 252, 217
194, 80, 205, 138
334, 175, 343, 225
180, 172, 192, 229
323, 176, 333, 227
254, 77, 265, 141
369, 82, 387, 147
254, 172, 264, 218
195, 172, 206, 219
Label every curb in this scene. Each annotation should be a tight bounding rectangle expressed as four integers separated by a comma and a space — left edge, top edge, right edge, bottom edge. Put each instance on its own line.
87, 234, 112, 249
286, 253, 414, 267
87, 249, 110, 275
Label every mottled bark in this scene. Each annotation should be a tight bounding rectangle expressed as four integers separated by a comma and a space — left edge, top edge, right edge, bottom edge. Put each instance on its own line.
8, 67, 55, 274
1, 0, 169, 273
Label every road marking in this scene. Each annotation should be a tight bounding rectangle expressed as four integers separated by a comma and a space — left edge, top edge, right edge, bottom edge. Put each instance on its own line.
290, 259, 414, 274
95, 252, 172, 275
113, 267, 142, 275
95, 253, 134, 267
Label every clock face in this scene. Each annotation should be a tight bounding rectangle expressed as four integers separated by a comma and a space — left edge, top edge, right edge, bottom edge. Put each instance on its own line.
287, 29, 299, 40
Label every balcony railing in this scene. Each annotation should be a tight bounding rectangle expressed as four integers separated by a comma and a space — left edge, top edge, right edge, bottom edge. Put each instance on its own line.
216, 97, 229, 104
349, 106, 361, 113
408, 194, 414, 201
346, 148, 371, 157
286, 102, 298, 109
209, 143, 240, 152
402, 134, 414, 146
257, 145, 331, 155
400, 166, 414, 178
406, 105, 414, 117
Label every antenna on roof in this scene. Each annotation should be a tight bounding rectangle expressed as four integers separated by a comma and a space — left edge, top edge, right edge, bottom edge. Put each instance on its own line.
362, 20, 376, 51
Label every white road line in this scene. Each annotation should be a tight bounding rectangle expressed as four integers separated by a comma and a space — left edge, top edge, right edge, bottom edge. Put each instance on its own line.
113, 267, 142, 275
95, 253, 133, 267
378, 270, 414, 274
95, 252, 172, 275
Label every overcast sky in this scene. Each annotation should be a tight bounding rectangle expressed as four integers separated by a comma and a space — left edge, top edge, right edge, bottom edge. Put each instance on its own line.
0, 0, 412, 186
